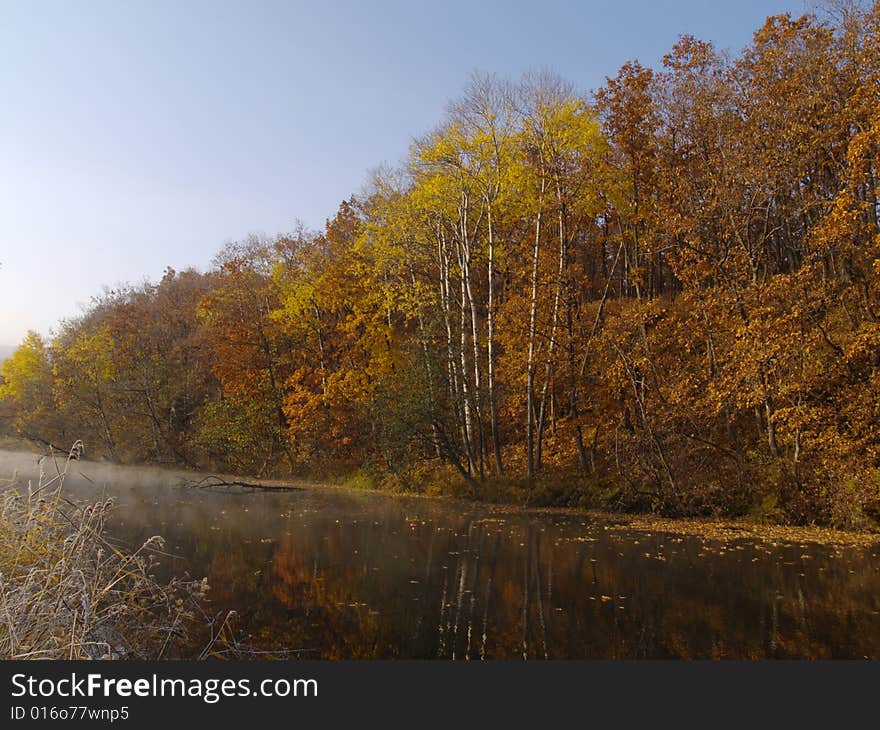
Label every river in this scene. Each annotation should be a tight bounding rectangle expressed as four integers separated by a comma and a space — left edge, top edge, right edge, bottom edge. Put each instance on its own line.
3, 449, 879, 659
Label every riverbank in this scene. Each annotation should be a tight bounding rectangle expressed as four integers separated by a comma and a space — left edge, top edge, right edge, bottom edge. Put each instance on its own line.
176, 462, 880, 548
4, 443, 878, 549
322, 473, 880, 549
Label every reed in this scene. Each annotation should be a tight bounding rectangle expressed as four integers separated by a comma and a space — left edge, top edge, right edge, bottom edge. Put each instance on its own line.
0, 441, 208, 659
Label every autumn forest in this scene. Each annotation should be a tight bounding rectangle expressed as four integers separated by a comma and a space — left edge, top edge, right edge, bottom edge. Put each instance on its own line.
2, 6, 879, 528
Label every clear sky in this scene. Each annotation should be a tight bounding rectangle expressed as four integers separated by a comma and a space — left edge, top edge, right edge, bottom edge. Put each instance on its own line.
0, 0, 810, 346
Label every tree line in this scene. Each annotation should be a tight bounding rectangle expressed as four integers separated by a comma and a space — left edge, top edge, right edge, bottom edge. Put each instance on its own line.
2, 6, 879, 526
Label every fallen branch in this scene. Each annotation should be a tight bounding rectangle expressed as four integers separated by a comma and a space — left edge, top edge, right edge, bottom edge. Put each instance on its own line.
178, 475, 304, 493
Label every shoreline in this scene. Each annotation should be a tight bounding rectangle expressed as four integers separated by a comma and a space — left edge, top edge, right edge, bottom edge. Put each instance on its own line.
2, 445, 878, 548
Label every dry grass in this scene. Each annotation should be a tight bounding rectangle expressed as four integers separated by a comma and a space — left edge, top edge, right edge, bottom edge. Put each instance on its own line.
0, 441, 209, 659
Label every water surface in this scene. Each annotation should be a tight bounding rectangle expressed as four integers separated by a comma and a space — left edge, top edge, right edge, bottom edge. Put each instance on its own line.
4, 450, 879, 659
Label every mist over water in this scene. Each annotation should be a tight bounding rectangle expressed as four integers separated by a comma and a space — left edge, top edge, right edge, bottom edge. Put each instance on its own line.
3, 448, 880, 659
0, 448, 196, 495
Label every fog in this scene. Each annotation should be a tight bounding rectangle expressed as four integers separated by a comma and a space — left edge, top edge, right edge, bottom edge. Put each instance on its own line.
0, 448, 198, 499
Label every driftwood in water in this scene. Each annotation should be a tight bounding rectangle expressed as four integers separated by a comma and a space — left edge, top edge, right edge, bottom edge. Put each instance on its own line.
179, 475, 304, 493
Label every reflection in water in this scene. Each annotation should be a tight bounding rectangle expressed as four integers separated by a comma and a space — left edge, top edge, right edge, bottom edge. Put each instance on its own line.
3, 450, 879, 659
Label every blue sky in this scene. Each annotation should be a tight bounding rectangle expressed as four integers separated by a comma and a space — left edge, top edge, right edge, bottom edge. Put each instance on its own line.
0, 0, 809, 345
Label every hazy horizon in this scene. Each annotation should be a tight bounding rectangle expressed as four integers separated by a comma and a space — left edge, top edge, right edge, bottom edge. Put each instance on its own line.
0, 0, 809, 347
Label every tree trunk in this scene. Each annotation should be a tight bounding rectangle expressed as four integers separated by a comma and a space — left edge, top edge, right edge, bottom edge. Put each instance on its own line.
486, 200, 504, 475
526, 176, 546, 482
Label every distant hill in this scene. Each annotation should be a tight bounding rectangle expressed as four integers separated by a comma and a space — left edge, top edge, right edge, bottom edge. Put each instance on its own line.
0, 345, 15, 365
